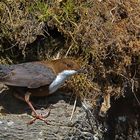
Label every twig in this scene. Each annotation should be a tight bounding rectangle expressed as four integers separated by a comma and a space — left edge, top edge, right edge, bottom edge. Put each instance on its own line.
119, 73, 140, 106
70, 95, 77, 121
110, 5, 118, 23
130, 18, 140, 29
65, 43, 73, 57
2, 2, 13, 26
131, 79, 140, 106
5, 42, 18, 51
81, 101, 94, 118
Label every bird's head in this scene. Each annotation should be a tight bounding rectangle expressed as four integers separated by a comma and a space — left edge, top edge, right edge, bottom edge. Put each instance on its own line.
48, 58, 82, 76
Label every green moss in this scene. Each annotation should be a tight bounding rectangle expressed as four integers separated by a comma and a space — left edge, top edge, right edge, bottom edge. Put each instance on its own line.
63, 0, 75, 16
28, 1, 50, 21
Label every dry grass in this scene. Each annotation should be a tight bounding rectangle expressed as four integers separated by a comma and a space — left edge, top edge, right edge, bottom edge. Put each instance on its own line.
0, 0, 139, 107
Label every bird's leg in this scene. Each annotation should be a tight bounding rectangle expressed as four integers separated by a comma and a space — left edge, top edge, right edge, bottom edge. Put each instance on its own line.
14, 93, 42, 110
14, 93, 25, 102
25, 92, 50, 125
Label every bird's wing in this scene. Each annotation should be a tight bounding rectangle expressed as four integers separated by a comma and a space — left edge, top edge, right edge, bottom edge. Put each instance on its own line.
0, 62, 56, 88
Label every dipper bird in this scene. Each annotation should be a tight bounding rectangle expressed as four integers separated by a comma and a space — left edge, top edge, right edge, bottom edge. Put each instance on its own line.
0, 58, 82, 124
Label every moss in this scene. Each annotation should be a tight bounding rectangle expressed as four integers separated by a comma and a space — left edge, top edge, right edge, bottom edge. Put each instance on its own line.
64, 73, 101, 106
62, 0, 76, 21
0, 0, 139, 106
28, 1, 50, 21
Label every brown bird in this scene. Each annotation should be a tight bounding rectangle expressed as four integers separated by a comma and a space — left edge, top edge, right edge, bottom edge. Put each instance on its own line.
0, 58, 82, 124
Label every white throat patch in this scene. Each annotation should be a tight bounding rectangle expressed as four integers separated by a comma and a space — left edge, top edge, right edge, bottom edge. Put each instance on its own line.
49, 70, 77, 94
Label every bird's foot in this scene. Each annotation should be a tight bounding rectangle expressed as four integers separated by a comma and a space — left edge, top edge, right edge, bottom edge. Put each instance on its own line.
27, 115, 49, 125
27, 109, 50, 125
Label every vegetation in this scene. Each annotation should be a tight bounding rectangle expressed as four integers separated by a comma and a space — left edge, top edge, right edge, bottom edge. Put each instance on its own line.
0, 0, 140, 138
0, 0, 139, 98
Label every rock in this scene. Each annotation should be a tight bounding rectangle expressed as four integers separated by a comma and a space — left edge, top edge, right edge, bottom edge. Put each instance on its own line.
0, 91, 104, 140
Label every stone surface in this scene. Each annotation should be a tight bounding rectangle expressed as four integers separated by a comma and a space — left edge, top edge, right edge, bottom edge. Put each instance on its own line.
0, 90, 102, 140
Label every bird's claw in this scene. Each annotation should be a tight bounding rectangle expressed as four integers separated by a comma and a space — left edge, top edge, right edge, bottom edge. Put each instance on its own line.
27, 115, 50, 125
27, 109, 51, 125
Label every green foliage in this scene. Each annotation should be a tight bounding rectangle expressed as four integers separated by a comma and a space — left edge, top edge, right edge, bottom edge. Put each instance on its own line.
28, 0, 50, 21
63, 0, 75, 17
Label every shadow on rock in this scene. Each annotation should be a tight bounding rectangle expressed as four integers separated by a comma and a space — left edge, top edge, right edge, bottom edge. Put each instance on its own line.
0, 88, 80, 115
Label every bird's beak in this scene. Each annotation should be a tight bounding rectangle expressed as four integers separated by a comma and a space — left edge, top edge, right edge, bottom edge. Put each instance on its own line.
77, 67, 87, 74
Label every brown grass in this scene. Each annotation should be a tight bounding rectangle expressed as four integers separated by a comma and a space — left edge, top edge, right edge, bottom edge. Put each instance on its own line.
0, 0, 139, 106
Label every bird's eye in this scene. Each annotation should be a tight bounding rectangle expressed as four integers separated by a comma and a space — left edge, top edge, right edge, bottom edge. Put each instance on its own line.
67, 63, 73, 68
63, 61, 73, 68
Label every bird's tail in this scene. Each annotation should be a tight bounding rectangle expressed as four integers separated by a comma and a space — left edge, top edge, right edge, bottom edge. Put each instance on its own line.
0, 64, 9, 80
0, 64, 9, 92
